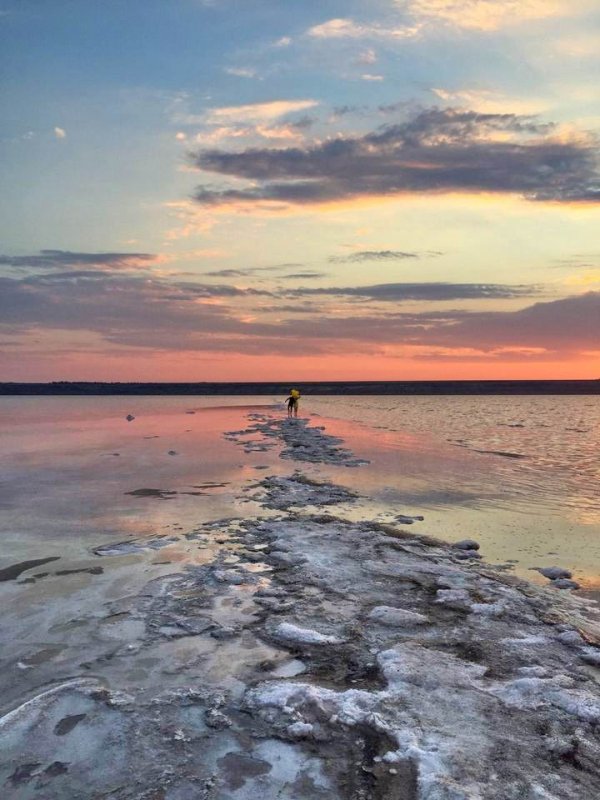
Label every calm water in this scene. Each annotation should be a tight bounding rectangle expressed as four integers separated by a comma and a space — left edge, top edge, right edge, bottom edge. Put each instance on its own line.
1, 394, 599, 589
310, 395, 599, 519
308, 394, 600, 588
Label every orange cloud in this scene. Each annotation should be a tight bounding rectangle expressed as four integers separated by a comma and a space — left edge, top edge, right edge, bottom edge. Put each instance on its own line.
205, 99, 318, 124
430, 87, 549, 115
307, 17, 421, 40
407, 0, 589, 31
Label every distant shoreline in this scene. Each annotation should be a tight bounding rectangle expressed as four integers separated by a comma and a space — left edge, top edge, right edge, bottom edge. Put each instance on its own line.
1, 380, 598, 395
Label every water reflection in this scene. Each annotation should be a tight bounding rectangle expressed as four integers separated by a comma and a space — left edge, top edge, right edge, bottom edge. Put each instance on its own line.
304, 403, 600, 588
309, 395, 600, 519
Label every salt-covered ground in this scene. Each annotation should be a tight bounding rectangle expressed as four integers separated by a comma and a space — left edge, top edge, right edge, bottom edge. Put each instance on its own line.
2, 414, 600, 799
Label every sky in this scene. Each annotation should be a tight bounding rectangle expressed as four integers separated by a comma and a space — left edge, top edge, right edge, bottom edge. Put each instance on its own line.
0, 0, 599, 382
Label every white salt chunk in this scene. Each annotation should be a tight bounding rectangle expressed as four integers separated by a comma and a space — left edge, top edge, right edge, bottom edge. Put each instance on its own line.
368, 606, 429, 627
273, 622, 344, 646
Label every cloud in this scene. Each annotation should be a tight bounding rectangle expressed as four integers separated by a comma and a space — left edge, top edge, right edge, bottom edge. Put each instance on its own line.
332, 105, 362, 117
258, 291, 600, 356
410, 347, 553, 362
53, 127, 66, 139
0, 271, 304, 357
307, 17, 420, 40
189, 107, 600, 207
204, 263, 305, 278
253, 122, 314, 141
377, 101, 412, 115
307, 3, 593, 42
204, 99, 319, 125
182, 101, 319, 151
430, 88, 549, 115
564, 269, 600, 288
357, 48, 377, 64
1, 263, 595, 360
0, 250, 158, 272
405, 0, 583, 31
552, 254, 600, 270
224, 67, 257, 78
553, 31, 600, 59
0, 270, 273, 331
291, 115, 316, 131
279, 271, 327, 280
191, 120, 315, 147
361, 74, 384, 82
259, 302, 324, 314
203, 269, 252, 278
329, 250, 441, 263
414, 292, 600, 351
287, 282, 539, 301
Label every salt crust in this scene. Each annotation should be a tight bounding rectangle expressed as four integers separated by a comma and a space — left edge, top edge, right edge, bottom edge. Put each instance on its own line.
491, 677, 600, 722
369, 606, 429, 626
273, 622, 345, 646
247, 646, 491, 800
248, 640, 600, 799
0, 678, 101, 731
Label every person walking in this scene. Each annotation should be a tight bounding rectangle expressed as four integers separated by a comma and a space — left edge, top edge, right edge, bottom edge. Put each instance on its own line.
285, 388, 300, 417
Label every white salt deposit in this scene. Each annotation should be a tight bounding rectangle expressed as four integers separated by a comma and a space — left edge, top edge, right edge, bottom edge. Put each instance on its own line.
368, 606, 429, 627
287, 721, 314, 737
272, 622, 345, 646
0, 678, 102, 731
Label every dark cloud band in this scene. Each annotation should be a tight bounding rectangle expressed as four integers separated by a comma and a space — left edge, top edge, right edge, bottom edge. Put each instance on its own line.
287, 282, 538, 301
188, 107, 600, 206
329, 250, 442, 263
0, 250, 157, 271
0, 266, 597, 357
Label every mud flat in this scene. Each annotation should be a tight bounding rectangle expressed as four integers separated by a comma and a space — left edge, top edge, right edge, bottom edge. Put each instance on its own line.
2, 415, 600, 799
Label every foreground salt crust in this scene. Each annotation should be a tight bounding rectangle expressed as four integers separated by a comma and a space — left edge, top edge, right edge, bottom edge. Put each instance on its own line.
2, 414, 600, 799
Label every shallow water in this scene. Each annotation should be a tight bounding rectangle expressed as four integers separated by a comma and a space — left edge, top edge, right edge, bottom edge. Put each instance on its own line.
0, 397, 290, 710
309, 395, 599, 514
307, 395, 600, 588
1, 393, 599, 593
0, 396, 282, 546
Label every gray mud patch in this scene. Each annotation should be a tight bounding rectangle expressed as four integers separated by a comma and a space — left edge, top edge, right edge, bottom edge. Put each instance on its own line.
474, 449, 527, 459
0, 558, 61, 582
191, 482, 230, 489
54, 713, 87, 736
125, 485, 226, 499
125, 488, 178, 499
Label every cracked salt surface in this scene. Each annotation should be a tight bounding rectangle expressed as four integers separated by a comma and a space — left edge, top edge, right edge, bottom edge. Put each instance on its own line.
2, 413, 600, 799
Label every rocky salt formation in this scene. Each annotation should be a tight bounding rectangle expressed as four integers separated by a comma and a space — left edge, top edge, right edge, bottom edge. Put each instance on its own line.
227, 413, 369, 466
2, 414, 600, 799
533, 567, 581, 591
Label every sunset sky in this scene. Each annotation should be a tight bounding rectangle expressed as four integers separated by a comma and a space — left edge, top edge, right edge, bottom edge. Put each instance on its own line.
1, 0, 599, 381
